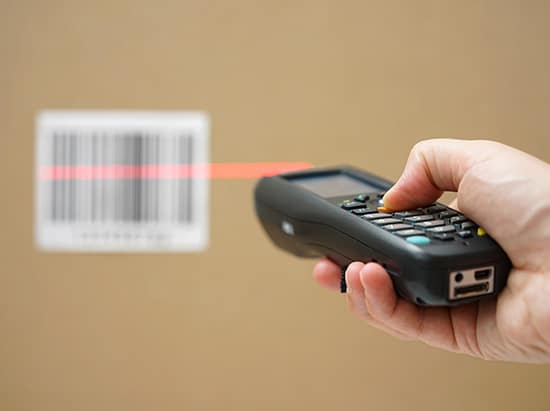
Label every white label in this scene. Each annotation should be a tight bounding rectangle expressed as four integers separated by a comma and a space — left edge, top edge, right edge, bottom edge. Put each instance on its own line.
35, 111, 209, 252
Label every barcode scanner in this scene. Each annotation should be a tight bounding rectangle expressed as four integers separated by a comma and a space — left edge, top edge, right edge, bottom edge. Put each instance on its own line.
254, 166, 510, 306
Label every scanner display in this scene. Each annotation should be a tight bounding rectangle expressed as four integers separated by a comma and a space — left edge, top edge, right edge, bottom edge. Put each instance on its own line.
288, 173, 381, 198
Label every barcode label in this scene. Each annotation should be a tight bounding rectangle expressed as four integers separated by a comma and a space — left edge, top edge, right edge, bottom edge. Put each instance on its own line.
35, 111, 209, 252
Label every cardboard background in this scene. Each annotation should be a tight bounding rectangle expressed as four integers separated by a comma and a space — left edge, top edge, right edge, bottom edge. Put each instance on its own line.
2, 1, 550, 410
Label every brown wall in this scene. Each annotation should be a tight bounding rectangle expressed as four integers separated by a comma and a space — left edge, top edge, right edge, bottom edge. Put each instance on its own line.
2, 1, 550, 410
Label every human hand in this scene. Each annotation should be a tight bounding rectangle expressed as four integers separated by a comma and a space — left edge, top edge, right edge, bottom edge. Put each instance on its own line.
313, 139, 550, 363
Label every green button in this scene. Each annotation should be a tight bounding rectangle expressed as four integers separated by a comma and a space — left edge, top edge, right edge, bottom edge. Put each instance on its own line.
406, 236, 431, 245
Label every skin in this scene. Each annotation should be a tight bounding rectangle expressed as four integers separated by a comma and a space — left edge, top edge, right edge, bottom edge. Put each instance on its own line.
312, 139, 550, 363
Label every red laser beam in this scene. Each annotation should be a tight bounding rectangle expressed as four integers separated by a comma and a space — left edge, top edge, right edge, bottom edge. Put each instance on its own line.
38, 162, 313, 180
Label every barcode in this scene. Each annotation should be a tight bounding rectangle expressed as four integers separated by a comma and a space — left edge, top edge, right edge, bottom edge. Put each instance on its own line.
46, 132, 194, 224
35, 111, 209, 252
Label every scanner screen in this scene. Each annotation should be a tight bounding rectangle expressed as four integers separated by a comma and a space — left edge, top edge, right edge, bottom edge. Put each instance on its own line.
289, 173, 381, 198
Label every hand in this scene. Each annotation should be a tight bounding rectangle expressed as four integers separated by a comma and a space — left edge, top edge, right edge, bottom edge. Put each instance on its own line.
313, 139, 550, 363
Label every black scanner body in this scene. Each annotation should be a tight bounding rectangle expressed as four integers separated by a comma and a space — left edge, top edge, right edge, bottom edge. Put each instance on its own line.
254, 166, 510, 306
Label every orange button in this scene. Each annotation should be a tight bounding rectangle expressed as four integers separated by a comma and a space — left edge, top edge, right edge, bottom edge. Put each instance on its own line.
377, 206, 393, 213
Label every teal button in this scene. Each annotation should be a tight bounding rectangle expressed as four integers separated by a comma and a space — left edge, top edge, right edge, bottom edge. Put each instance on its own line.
406, 236, 431, 245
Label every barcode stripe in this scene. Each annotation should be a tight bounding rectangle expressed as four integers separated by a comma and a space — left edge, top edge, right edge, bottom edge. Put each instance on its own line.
186, 134, 193, 223
46, 131, 196, 224
69, 133, 75, 221
179, 135, 186, 223
61, 133, 68, 221
51, 133, 57, 221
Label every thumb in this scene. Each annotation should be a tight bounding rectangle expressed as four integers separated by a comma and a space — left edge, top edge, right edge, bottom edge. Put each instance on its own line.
382, 139, 490, 210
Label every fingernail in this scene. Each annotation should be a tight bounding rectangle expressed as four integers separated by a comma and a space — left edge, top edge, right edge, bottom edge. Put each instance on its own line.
345, 271, 352, 294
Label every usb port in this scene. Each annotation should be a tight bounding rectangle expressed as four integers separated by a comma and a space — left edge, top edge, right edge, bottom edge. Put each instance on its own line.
454, 282, 489, 297
474, 268, 492, 280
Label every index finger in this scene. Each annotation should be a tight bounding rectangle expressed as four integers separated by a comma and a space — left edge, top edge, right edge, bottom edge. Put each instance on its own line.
382, 139, 490, 210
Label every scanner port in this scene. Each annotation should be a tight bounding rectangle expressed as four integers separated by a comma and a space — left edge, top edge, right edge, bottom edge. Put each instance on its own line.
449, 266, 494, 301
474, 268, 492, 280
454, 282, 489, 297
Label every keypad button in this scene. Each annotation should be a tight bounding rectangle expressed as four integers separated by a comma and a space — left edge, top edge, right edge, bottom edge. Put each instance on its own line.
416, 219, 445, 228
460, 221, 476, 230
392, 210, 424, 218
427, 225, 456, 233
340, 201, 365, 210
477, 227, 487, 237
354, 194, 369, 202
377, 192, 386, 198
372, 218, 402, 226
439, 210, 458, 218
450, 215, 468, 224
404, 215, 434, 223
457, 230, 473, 238
396, 229, 425, 237
432, 233, 455, 241
351, 208, 377, 215
383, 223, 413, 231
406, 236, 431, 245
423, 205, 446, 214
362, 213, 392, 220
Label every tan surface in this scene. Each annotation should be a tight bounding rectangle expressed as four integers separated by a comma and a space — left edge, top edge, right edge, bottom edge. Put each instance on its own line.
2, 1, 550, 410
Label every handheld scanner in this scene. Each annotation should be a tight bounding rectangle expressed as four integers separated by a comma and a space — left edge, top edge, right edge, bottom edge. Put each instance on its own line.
254, 166, 510, 306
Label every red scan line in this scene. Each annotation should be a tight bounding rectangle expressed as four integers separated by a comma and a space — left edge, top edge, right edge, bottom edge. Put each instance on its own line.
38, 162, 313, 180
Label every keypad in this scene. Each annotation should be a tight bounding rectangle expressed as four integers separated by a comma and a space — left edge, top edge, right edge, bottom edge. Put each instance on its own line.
361, 213, 392, 220
373, 218, 402, 226
383, 223, 413, 231
450, 215, 467, 224
416, 219, 445, 228
427, 225, 456, 233
407, 236, 431, 245
439, 210, 458, 218
351, 208, 377, 215
338, 195, 484, 244
393, 210, 423, 218
424, 205, 446, 214
457, 230, 473, 238
396, 229, 425, 237
404, 215, 434, 223
340, 201, 366, 210
460, 221, 476, 230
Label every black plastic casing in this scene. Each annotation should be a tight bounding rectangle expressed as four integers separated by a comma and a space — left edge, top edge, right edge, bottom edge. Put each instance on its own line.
254, 166, 511, 306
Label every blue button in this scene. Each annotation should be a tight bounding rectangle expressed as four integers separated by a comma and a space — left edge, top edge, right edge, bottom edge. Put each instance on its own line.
406, 236, 431, 245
